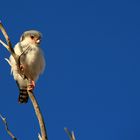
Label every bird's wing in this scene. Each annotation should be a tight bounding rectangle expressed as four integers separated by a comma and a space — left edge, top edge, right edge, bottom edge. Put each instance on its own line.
9, 43, 25, 79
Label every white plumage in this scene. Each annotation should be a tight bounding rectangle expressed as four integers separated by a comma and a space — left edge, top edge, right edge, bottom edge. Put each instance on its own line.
8, 30, 45, 103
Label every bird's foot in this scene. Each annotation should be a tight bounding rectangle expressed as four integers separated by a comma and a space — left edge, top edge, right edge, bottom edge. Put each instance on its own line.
27, 81, 35, 91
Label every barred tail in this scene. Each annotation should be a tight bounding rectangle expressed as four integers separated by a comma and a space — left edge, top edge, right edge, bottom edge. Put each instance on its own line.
18, 89, 29, 103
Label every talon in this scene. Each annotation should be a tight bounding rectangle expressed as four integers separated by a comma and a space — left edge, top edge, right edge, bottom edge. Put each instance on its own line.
32, 81, 35, 87
27, 80, 35, 91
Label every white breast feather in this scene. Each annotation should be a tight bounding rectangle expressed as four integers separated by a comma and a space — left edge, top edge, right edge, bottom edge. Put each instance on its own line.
9, 42, 45, 82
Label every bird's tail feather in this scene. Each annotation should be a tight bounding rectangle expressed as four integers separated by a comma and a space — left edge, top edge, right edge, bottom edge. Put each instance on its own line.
16, 80, 29, 104
18, 89, 29, 103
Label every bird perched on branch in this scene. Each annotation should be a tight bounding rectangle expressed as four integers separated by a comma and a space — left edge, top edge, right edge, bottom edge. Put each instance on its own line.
6, 30, 45, 103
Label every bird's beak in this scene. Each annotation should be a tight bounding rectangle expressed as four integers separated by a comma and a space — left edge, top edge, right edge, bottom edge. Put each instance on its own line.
36, 39, 41, 44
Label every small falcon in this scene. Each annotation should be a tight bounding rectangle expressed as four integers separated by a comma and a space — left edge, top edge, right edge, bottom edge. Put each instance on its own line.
7, 30, 45, 103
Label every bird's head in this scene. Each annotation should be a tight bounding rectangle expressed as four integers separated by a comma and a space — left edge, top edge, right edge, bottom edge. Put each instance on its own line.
20, 30, 42, 46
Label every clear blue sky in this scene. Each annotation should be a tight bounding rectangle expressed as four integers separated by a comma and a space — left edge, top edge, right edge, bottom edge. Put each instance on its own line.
0, 0, 140, 140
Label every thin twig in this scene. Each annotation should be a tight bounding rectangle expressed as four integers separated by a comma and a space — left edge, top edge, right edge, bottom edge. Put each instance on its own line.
0, 39, 8, 48
0, 114, 17, 140
64, 128, 76, 140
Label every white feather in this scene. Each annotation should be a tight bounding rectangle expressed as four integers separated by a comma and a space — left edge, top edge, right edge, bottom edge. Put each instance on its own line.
9, 36, 45, 88
5, 58, 12, 66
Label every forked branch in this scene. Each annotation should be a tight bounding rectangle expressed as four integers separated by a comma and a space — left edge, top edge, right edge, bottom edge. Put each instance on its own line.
0, 22, 18, 62
0, 114, 17, 140
0, 22, 24, 79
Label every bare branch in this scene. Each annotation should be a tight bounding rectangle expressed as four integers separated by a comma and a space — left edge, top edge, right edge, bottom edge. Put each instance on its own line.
64, 128, 76, 140
0, 114, 17, 140
0, 22, 48, 140
27, 89, 48, 140
0, 22, 16, 58
0, 22, 24, 79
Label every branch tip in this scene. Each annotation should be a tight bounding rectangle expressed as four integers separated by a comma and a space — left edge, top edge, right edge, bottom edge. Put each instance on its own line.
64, 127, 76, 140
0, 113, 5, 121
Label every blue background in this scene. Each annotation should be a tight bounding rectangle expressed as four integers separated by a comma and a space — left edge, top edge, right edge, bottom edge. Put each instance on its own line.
0, 0, 140, 140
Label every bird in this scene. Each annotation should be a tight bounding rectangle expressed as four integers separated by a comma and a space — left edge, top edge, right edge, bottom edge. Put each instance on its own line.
7, 30, 45, 104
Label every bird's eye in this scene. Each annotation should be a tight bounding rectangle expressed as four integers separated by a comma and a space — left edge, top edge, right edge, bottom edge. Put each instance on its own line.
30, 35, 34, 39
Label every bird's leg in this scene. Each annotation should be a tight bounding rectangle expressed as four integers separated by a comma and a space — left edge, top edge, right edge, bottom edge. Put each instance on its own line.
19, 64, 35, 91
27, 80, 35, 91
